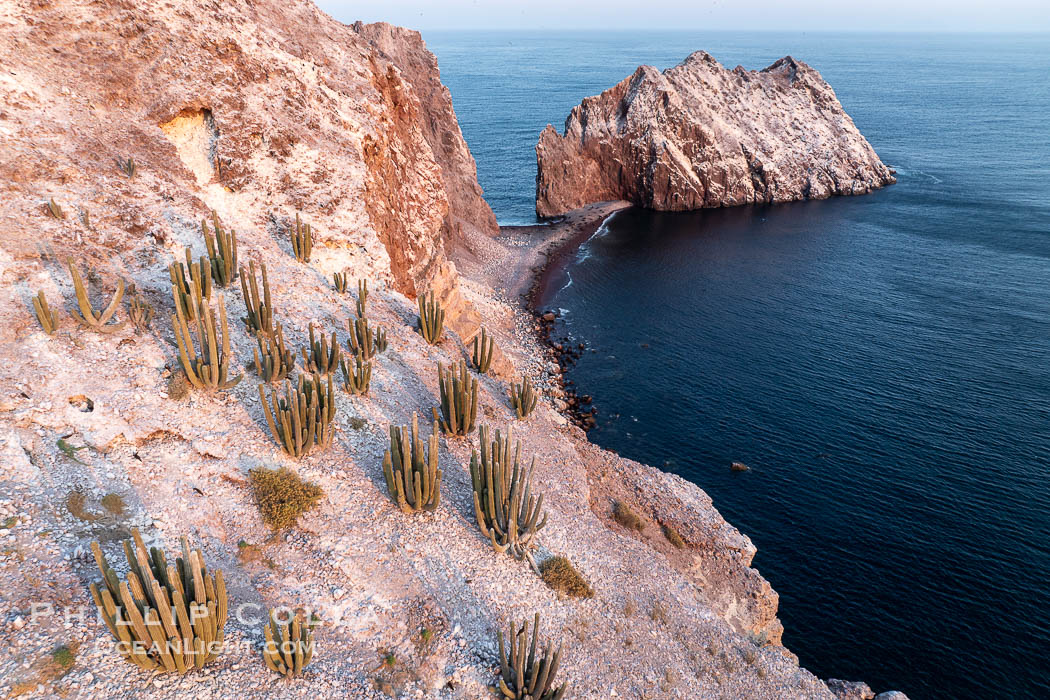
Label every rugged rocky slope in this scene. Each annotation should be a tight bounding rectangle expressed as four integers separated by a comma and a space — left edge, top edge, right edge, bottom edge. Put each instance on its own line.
536, 52, 896, 217
0, 1, 903, 697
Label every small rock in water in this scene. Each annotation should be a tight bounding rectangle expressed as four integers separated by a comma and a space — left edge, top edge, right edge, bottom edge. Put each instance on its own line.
730, 462, 750, 472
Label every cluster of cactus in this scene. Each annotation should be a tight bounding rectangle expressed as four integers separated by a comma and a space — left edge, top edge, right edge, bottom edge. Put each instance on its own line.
510, 376, 537, 420
469, 426, 547, 570
471, 327, 495, 374
89, 528, 228, 673
202, 212, 238, 287
496, 613, 567, 700
127, 286, 154, 333
332, 271, 348, 294
169, 249, 212, 322
339, 353, 371, 395
417, 290, 444, 345
46, 197, 64, 219
262, 609, 319, 678
291, 213, 312, 263
301, 322, 341, 376
346, 316, 386, 361
259, 373, 335, 458
117, 156, 137, 178
33, 290, 59, 334
240, 260, 274, 337
253, 321, 295, 383
382, 413, 442, 513
434, 361, 478, 436
68, 259, 126, 333
171, 291, 242, 391
356, 279, 368, 318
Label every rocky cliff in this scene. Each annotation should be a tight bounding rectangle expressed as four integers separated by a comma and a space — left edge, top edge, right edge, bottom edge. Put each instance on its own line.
0, 2, 903, 697
536, 52, 896, 217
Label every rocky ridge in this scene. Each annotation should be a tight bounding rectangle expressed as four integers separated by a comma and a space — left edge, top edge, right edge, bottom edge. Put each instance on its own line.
0, 1, 904, 697
536, 51, 896, 217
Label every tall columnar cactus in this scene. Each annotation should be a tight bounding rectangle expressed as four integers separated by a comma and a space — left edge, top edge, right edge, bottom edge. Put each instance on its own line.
356, 279, 368, 318
32, 290, 59, 334
382, 413, 442, 513
417, 290, 444, 345
202, 211, 238, 287
301, 323, 341, 376
172, 290, 242, 391
259, 373, 335, 458
262, 609, 319, 678
434, 361, 478, 436
496, 613, 567, 700
338, 353, 372, 396
239, 260, 274, 337
510, 376, 538, 420
332, 271, 348, 294
88, 528, 228, 674
253, 321, 295, 383
347, 316, 386, 361
127, 287, 154, 333
471, 327, 495, 375
291, 213, 312, 263
169, 248, 212, 323
469, 425, 548, 570
67, 259, 125, 333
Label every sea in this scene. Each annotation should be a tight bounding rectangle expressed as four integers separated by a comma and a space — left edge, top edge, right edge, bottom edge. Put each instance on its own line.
423, 30, 1050, 699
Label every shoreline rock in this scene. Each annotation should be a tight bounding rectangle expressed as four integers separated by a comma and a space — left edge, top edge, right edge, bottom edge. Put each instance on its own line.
536, 52, 896, 217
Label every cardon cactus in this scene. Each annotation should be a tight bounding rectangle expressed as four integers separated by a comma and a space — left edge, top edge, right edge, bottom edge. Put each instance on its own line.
46, 197, 64, 219
301, 322, 341, 376
339, 353, 371, 396
291, 213, 312, 263
469, 425, 547, 571
471, 327, 495, 374
169, 248, 212, 323
382, 413, 442, 513
259, 373, 335, 458
332, 271, 348, 294
117, 156, 137, 178
32, 290, 59, 334
127, 287, 154, 333
89, 528, 228, 673
253, 321, 295, 383
356, 279, 368, 318
433, 361, 478, 436
239, 260, 274, 337
202, 211, 237, 287
496, 613, 567, 700
347, 316, 386, 361
262, 609, 319, 678
172, 290, 242, 391
417, 290, 444, 345
510, 376, 538, 420
68, 259, 126, 333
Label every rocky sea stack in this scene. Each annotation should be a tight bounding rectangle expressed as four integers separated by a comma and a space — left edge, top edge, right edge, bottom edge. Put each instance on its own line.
535, 52, 896, 217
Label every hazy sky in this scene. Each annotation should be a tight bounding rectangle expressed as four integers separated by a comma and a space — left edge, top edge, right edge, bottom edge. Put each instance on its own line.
316, 0, 1050, 33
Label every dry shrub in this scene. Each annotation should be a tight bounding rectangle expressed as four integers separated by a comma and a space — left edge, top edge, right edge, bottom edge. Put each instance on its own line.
539, 556, 594, 598
612, 500, 645, 531
662, 523, 686, 549
249, 467, 324, 530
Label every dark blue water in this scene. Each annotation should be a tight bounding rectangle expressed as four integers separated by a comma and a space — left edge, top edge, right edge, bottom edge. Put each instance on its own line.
424, 31, 1050, 699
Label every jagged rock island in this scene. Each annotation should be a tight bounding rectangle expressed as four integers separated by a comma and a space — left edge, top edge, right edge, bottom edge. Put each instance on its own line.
0, 0, 906, 697
535, 52, 896, 217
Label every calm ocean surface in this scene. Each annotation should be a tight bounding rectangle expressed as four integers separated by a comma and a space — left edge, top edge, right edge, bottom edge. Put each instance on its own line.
424, 31, 1050, 699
